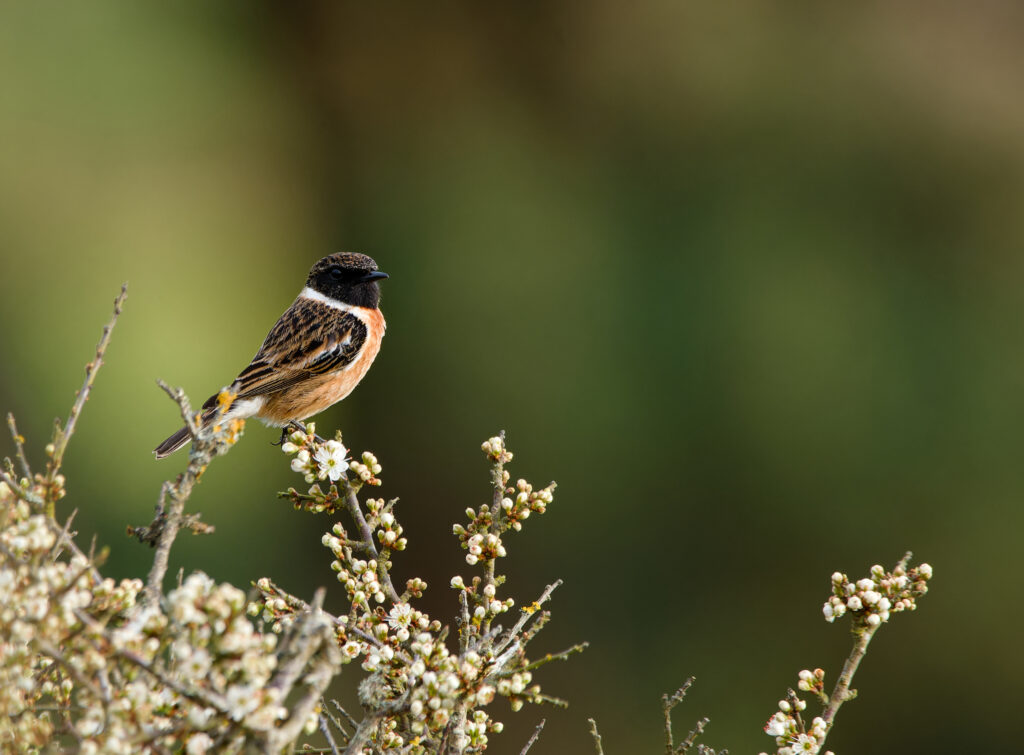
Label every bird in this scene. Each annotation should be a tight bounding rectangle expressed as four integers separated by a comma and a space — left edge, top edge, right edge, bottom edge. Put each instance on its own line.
154, 252, 388, 458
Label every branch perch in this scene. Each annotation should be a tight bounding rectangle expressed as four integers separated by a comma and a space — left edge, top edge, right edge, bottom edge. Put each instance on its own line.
130, 382, 236, 604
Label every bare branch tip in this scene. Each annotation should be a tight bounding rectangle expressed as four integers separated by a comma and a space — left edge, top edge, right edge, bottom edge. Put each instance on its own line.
588, 718, 605, 755
518, 719, 546, 755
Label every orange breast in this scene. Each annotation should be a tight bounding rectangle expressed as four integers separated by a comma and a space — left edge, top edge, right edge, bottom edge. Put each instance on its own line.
257, 307, 385, 425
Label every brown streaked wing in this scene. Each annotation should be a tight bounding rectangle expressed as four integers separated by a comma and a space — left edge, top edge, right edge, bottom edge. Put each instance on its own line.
231, 301, 368, 399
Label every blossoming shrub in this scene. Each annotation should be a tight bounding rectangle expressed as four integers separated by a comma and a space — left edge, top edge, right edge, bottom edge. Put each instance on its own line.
0, 289, 936, 754
0, 421, 575, 753
268, 427, 575, 751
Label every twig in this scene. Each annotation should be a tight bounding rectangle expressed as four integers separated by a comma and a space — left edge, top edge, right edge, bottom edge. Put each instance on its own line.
320, 698, 351, 746
678, 718, 709, 754
48, 508, 79, 562
786, 688, 804, 734
457, 589, 471, 653
520, 611, 551, 646
47, 516, 103, 583
662, 677, 693, 752
662, 678, 716, 755
35, 640, 110, 713
479, 430, 507, 631
588, 718, 605, 755
331, 700, 360, 736
45, 284, 127, 515
820, 619, 879, 728
6, 413, 32, 479
268, 589, 329, 695
318, 715, 342, 755
519, 719, 546, 755
116, 645, 230, 713
261, 596, 342, 753
134, 383, 223, 604
519, 642, 589, 673
495, 580, 563, 655
818, 552, 915, 748
256, 578, 410, 662
341, 482, 401, 604
0, 468, 43, 506
342, 716, 378, 755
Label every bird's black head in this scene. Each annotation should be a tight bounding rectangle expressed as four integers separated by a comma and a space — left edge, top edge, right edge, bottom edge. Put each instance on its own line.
307, 252, 388, 309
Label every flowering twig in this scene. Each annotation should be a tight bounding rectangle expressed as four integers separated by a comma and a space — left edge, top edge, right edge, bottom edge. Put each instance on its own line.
277, 423, 401, 603
821, 552, 925, 728
760, 554, 933, 754
341, 480, 401, 605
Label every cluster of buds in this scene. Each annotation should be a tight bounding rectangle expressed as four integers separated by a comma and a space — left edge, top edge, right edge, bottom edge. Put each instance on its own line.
450, 576, 516, 625
1, 468, 66, 511
762, 682, 832, 755
797, 668, 826, 697
501, 477, 554, 532
823, 561, 932, 626
162, 574, 288, 732
250, 577, 302, 634
375, 507, 408, 551
279, 423, 386, 513
449, 440, 555, 637
480, 435, 513, 464
453, 440, 555, 565
351, 451, 382, 485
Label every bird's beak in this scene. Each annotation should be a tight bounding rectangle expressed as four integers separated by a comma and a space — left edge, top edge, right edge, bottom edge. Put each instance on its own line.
361, 271, 389, 282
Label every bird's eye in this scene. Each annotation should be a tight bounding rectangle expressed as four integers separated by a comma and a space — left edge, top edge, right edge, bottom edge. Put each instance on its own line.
329, 266, 344, 279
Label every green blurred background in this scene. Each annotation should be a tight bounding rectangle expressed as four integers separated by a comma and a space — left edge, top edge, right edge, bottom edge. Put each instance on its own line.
1, 3, 1021, 752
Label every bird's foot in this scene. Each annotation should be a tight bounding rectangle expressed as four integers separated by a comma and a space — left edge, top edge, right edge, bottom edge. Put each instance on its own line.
271, 420, 327, 446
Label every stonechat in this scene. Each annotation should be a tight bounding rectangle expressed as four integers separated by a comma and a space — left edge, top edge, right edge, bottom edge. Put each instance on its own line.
154, 252, 387, 458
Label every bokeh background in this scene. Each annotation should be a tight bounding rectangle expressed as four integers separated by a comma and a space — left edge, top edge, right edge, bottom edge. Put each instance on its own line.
2, 3, 1022, 752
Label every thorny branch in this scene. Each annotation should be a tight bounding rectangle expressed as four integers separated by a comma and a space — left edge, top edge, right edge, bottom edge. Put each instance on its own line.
129, 381, 233, 604
45, 283, 129, 515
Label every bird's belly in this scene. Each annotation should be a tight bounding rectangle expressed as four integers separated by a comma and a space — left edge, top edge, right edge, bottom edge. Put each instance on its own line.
256, 313, 384, 426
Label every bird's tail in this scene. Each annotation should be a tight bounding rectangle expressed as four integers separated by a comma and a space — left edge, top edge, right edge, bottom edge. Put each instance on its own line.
153, 385, 245, 459
153, 426, 192, 459
153, 403, 219, 459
